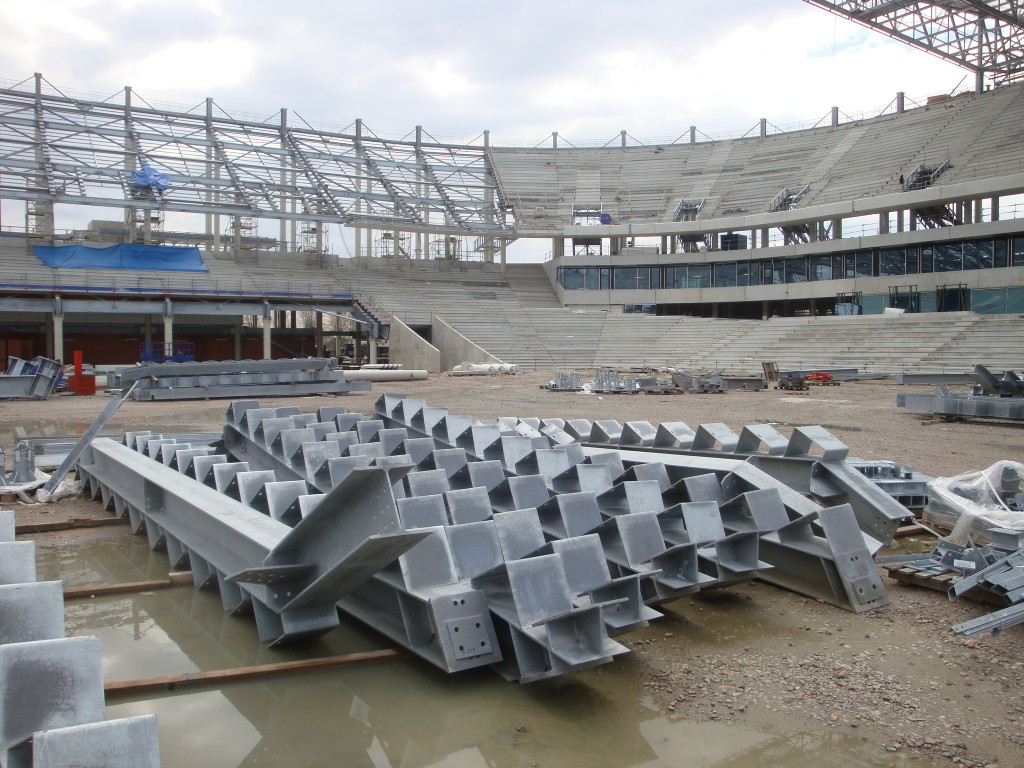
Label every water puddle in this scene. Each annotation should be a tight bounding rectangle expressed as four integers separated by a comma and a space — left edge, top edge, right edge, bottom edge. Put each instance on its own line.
31, 534, 946, 768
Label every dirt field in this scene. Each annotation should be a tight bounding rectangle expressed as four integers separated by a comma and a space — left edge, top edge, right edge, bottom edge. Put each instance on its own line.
4, 373, 1023, 766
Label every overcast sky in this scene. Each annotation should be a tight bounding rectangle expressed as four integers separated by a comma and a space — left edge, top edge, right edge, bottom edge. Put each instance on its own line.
1, 0, 973, 258
2, 0, 971, 142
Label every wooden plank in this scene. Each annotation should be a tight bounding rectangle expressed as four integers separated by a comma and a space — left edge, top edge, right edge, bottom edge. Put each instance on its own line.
16, 517, 128, 534
63, 571, 193, 600
104, 649, 404, 698
894, 523, 934, 539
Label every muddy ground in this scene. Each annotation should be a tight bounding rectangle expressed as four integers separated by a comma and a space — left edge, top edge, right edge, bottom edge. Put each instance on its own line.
3, 373, 1022, 766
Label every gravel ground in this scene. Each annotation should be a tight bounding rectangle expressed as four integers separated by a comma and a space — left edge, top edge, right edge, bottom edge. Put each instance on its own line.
3, 371, 1023, 765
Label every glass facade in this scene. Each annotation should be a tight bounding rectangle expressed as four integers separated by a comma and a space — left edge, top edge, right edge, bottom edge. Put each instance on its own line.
558, 234, 1021, 291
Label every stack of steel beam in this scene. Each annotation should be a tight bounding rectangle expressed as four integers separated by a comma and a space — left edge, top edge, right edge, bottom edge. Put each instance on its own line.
897, 365, 1024, 422
76, 395, 893, 684
110, 358, 371, 401
0, 509, 161, 767
0, 356, 62, 400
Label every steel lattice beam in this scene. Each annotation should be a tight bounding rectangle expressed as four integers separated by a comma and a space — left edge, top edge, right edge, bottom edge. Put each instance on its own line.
805, 1, 1024, 82
0, 75, 513, 236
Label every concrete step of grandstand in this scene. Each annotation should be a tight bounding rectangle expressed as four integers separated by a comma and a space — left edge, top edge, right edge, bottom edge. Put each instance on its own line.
503, 264, 562, 308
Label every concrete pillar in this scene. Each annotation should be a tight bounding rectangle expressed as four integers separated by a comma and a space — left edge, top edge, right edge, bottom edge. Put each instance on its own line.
974, 198, 983, 223
660, 236, 668, 254
830, 106, 839, 127
552, 238, 564, 259
262, 303, 273, 359
759, 118, 767, 139
975, 70, 985, 94
896, 210, 904, 233
761, 300, 770, 321
760, 228, 769, 248
809, 297, 816, 317
315, 312, 324, 356
143, 315, 153, 345
163, 315, 173, 345
233, 320, 242, 361
689, 126, 696, 144
500, 240, 507, 271
879, 212, 889, 234
369, 338, 378, 365
896, 91, 905, 114
620, 130, 627, 148
832, 218, 842, 239
991, 197, 1000, 221
710, 233, 719, 250
52, 312, 64, 363
552, 132, 558, 149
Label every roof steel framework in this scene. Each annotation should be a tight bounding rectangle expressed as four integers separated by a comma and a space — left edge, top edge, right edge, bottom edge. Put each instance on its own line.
805, 1, 1024, 84
0, 75, 512, 237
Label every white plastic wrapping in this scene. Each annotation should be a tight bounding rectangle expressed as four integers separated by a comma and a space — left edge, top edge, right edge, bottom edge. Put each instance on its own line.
926, 460, 1024, 544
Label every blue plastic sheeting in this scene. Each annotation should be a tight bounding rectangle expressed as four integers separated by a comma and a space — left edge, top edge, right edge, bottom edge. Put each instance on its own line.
34, 243, 208, 272
131, 163, 171, 192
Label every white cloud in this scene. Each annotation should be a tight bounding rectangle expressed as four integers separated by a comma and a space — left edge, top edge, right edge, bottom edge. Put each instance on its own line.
112, 37, 257, 95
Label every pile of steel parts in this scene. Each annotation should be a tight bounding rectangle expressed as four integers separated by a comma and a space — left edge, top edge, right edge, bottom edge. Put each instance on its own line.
74, 395, 912, 685
591, 369, 640, 393
544, 372, 582, 391
886, 529, 1024, 639
108, 357, 371, 401
847, 459, 931, 509
0, 509, 161, 767
669, 371, 727, 394
897, 364, 1024, 421
637, 375, 677, 394
0, 356, 62, 400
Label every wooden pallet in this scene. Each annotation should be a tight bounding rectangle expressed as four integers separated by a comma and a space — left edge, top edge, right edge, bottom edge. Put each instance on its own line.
884, 564, 1006, 605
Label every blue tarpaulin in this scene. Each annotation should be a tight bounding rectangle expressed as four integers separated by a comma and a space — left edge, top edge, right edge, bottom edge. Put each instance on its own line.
33, 243, 209, 272
131, 163, 171, 192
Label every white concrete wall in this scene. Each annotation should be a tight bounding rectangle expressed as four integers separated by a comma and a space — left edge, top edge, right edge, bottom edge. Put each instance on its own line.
388, 315, 441, 373
431, 317, 502, 371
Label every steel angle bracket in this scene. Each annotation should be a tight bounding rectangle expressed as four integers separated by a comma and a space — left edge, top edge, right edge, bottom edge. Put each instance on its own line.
255, 466, 429, 612
807, 461, 909, 545
758, 503, 889, 613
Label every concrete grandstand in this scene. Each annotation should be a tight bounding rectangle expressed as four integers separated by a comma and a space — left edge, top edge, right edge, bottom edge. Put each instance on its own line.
1, 65, 1023, 373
